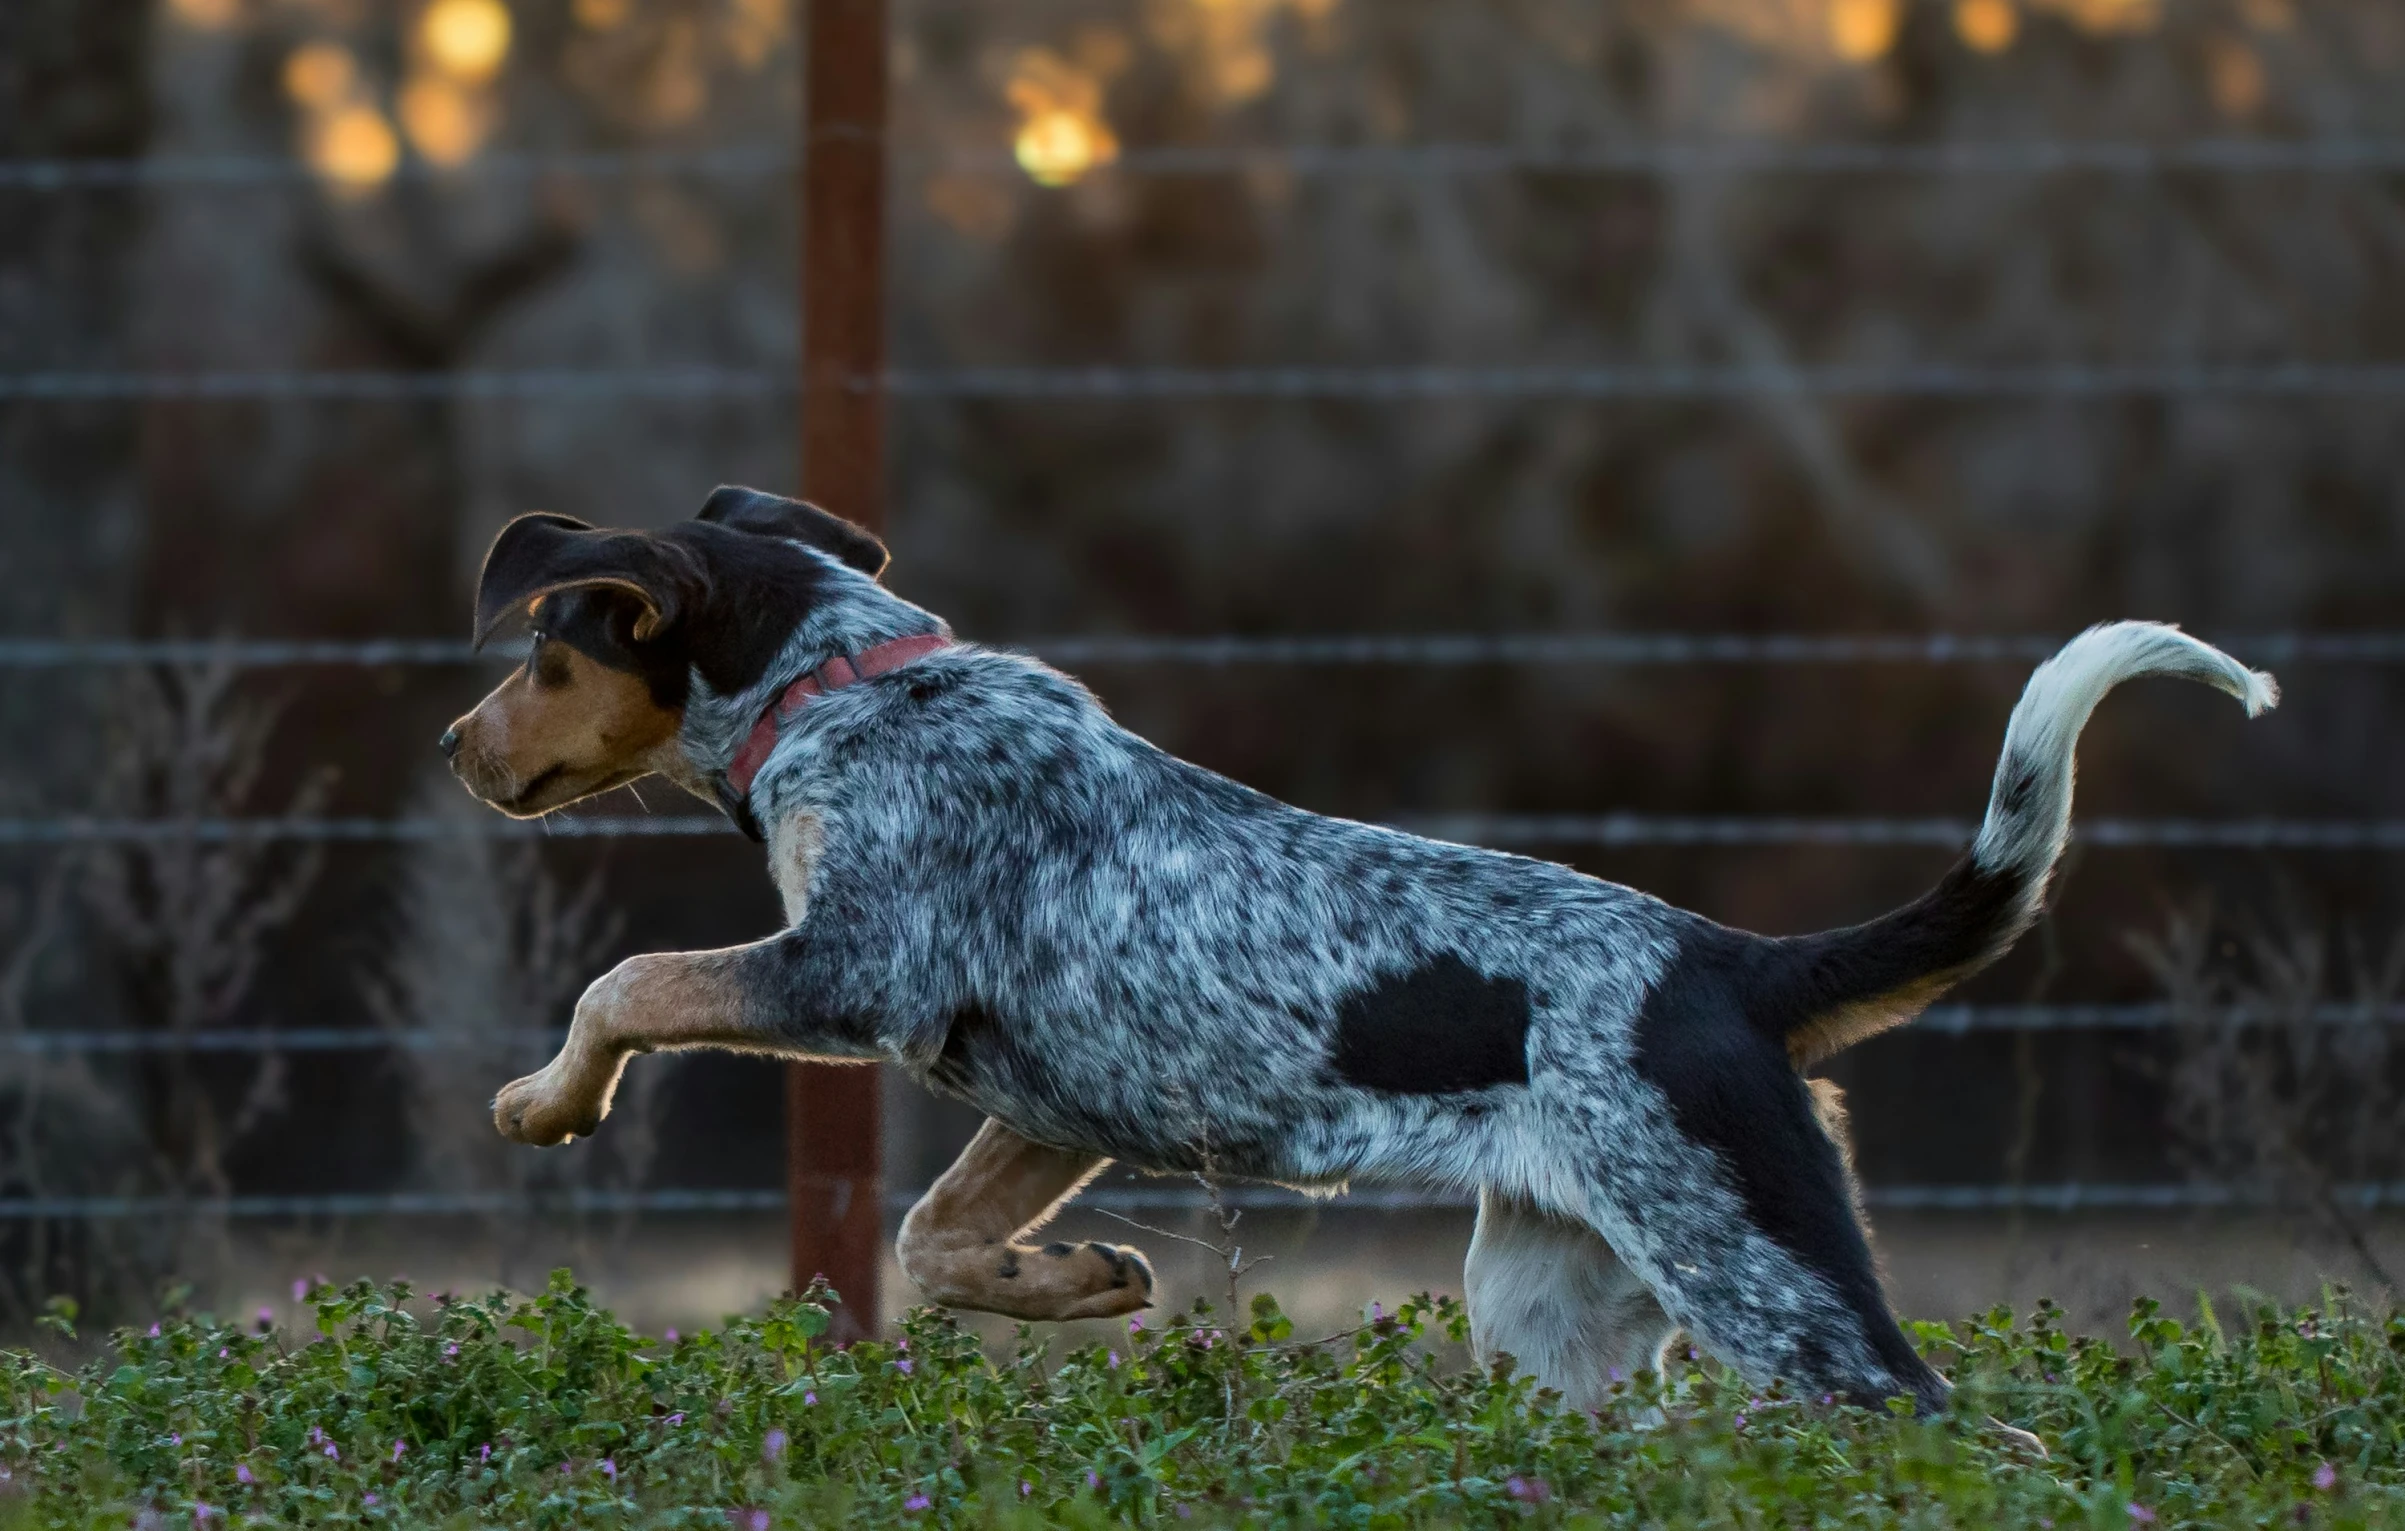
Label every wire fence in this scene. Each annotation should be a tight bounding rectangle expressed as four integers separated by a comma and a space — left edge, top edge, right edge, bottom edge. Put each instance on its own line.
6, 138, 2405, 189
4, 1003, 2396, 1056
11, 631, 2405, 668
11, 363, 2405, 401
0, 1181, 2393, 1220
7, 813, 2404, 849
10, 47, 2400, 1251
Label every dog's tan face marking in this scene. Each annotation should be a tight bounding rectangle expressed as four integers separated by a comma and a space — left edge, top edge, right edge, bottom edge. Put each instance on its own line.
447, 635, 683, 817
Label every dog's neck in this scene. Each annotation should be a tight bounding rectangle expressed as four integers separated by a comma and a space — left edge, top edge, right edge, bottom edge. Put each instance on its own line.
674, 554, 949, 822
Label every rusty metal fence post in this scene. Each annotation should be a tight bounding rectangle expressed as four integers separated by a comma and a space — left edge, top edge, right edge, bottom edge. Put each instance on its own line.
790, 0, 887, 1340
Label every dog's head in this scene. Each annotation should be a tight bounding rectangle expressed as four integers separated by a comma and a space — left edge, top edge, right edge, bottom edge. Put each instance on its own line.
441, 486, 890, 817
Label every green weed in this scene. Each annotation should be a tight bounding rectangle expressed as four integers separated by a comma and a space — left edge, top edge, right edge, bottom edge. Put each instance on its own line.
0, 1272, 2399, 1526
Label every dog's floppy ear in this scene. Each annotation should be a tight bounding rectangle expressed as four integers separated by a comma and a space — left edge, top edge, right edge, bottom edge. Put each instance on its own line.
473, 512, 703, 648
696, 484, 889, 579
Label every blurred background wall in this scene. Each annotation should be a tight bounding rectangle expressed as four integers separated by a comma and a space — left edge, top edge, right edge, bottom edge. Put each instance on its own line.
1, 0, 2401, 1339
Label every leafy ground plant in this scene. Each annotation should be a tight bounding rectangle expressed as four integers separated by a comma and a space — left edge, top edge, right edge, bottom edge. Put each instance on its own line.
0, 1272, 2400, 1527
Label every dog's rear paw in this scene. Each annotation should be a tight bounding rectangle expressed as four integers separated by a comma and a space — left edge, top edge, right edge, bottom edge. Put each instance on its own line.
492, 1069, 605, 1147
1049, 1240, 1155, 1321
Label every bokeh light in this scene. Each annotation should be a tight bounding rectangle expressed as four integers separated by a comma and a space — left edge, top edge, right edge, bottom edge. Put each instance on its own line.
1008, 48, 1120, 187
309, 104, 401, 192
2206, 36, 2266, 115
1953, 0, 2020, 51
2029, 0, 2159, 34
1148, 0, 1333, 106
283, 42, 360, 111
165, 0, 242, 30
420, 0, 514, 82
1828, 0, 1901, 61
400, 75, 492, 166
573, 0, 630, 29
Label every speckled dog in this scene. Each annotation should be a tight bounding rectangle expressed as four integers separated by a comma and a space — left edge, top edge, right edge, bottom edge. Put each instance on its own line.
442, 485, 2277, 1418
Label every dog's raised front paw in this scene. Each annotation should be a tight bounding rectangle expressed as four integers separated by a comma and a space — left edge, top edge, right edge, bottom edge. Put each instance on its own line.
492, 1066, 605, 1147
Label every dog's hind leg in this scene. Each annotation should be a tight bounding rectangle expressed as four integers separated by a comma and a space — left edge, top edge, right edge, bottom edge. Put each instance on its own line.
1465, 1189, 1679, 1412
896, 1118, 1155, 1322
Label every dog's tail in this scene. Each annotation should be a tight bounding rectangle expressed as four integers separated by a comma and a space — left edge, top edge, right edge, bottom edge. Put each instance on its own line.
1765, 622, 2276, 1068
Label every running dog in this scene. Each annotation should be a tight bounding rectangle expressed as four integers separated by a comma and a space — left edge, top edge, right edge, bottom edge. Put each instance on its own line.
441, 485, 2276, 1418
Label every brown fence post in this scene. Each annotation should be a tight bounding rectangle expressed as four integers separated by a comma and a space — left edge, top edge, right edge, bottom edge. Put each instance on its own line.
791, 0, 887, 1341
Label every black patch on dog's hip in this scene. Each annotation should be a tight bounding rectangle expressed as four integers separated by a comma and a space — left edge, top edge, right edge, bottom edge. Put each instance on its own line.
1328, 953, 1531, 1095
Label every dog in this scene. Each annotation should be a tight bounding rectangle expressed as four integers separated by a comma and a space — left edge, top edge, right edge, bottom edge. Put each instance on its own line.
441, 484, 2276, 1419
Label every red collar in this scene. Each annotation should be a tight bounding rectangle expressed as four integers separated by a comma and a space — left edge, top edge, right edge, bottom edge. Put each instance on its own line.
724, 633, 952, 801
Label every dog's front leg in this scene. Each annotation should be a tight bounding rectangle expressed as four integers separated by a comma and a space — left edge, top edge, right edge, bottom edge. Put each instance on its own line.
896, 1118, 1155, 1321
493, 941, 806, 1147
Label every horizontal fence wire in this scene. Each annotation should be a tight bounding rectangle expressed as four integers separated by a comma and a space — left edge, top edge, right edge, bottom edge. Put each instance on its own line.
0, 1028, 563, 1055
6, 139, 2405, 189
7, 1004, 2398, 1055
11, 364, 2405, 401
10, 632, 2405, 668
6, 814, 2405, 849
0, 1182, 2397, 1220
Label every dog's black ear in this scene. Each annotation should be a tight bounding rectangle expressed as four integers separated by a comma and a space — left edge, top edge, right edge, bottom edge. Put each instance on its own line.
696, 485, 889, 579
473, 512, 705, 648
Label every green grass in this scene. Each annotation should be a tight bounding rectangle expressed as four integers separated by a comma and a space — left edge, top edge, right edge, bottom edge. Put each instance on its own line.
1, 1272, 2400, 1527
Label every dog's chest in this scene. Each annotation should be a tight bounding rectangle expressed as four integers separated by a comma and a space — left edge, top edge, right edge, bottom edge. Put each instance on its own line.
766, 811, 826, 923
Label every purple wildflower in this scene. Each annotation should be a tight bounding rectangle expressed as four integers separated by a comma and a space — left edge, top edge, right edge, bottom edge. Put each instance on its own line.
802, 1392, 816, 1407
148, 1323, 160, 1338
217, 1348, 228, 1360
1608, 1367, 1624, 1383
444, 1342, 460, 1359
1734, 1413, 1748, 1429
665, 1413, 685, 1426
2127, 1505, 2155, 1524
1107, 1350, 1120, 1369
307, 1428, 324, 1447
1506, 1476, 1552, 1504
1019, 1481, 1032, 1498
256, 1308, 273, 1330
169, 1434, 181, 1447
1176, 1505, 1193, 1520
363, 1493, 377, 1507
194, 1502, 217, 1522
323, 1444, 339, 1461
2315, 1462, 2339, 1492
601, 1459, 618, 1482
390, 1440, 405, 1464
1085, 1470, 1100, 1491
291, 1279, 308, 1302
478, 1444, 492, 1464
665, 1328, 678, 1343
895, 1358, 914, 1376
235, 1465, 253, 1485
1128, 1315, 1145, 1334
1370, 1301, 1384, 1321
762, 1429, 788, 1463
904, 1494, 930, 1512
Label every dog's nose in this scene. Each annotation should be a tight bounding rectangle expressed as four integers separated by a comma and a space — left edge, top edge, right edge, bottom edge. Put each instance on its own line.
438, 727, 461, 760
